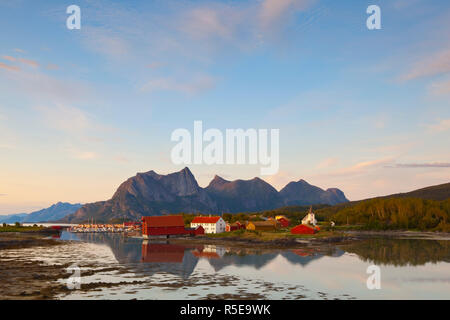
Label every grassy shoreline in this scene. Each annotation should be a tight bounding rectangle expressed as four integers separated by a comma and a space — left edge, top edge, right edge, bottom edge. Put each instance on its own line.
167, 228, 450, 248
0, 226, 62, 250
0, 225, 47, 233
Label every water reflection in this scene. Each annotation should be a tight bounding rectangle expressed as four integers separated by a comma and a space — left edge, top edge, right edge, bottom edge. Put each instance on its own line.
61, 232, 450, 273
340, 238, 450, 267
56, 232, 450, 299
60, 232, 348, 278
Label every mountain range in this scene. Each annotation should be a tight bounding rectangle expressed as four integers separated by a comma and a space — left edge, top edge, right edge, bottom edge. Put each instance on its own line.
62, 167, 349, 223
0, 202, 82, 224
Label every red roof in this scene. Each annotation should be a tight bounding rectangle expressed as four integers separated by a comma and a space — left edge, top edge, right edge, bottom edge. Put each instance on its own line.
290, 224, 317, 234
142, 215, 184, 227
191, 216, 221, 224
277, 218, 290, 227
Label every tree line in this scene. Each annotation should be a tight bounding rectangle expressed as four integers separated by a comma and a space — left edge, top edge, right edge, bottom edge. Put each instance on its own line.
324, 197, 450, 231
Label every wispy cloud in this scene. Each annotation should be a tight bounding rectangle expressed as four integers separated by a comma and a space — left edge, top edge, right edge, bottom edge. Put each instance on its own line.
18, 58, 39, 68
401, 48, 450, 81
325, 157, 395, 177
181, 6, 237, 41
0, 62, 20, 71
260, 0, 315, 29
2, 55, 16, 62
386, 163, 450, 168
73, 0, 319, 64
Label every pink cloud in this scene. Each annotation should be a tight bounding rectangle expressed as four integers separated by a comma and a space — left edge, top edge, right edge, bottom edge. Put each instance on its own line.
2, 56, 16, 62
0, 62, 20, 72
18, 58, 39, 68
183, 7, 234, 40
260, 0, 315, 28
401, 48, 450, 81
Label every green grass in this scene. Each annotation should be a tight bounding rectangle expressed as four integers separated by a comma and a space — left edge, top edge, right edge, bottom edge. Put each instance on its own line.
0, 225, 45, 233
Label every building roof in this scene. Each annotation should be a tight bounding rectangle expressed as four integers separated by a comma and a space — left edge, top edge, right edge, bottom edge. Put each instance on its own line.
291, 224, 316, 232
191, 216, 221, 224
142, 215, 184, 227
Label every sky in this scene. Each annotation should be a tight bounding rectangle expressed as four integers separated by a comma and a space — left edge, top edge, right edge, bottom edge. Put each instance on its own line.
0, 0, 449, 214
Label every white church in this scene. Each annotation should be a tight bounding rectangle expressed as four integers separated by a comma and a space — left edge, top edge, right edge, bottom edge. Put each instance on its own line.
302, 206, 317, 226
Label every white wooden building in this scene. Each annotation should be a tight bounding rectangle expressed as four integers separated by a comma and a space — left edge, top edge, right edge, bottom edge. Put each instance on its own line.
190, 216, 226, 234
302, 206, 317, 226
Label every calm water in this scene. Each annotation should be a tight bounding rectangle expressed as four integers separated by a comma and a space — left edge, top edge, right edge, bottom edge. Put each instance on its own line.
56, 232, 450, 300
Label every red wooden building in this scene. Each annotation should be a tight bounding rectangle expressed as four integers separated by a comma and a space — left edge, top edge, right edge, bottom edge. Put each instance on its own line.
225, 221, 245, 232
185, 225, 205, 236
290, 224, 317, 235
141, 215, 204, 238
276, 217, 290, 228
141, 215, 186, 238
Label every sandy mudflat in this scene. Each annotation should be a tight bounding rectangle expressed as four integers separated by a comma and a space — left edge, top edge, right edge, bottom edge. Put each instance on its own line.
0, 234, 68, 299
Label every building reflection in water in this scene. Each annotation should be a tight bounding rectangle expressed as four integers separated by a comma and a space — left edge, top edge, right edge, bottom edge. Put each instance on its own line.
60, 232, 450, 281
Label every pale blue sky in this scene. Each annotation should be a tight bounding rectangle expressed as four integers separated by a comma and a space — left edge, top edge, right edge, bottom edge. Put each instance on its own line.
0, 0, 449, 213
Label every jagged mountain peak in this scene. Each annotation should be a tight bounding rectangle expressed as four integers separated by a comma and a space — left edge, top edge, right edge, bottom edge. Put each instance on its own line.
208, 175, 230, 187
62, 168, 349, 223
280, 179, 348, 206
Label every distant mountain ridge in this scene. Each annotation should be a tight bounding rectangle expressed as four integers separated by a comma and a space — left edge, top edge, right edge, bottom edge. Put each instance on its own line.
382, 182, 450, 201
62, 167, 349, 223
206, 175, 282, 212
279, 179, 348, 206
0, 202, 82, 223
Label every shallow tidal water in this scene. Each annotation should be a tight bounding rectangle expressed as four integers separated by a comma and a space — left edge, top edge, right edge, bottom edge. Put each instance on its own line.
10, 232, 450, 300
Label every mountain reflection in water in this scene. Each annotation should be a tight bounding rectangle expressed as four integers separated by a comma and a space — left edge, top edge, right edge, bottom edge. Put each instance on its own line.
58, 232, 450, 299
62, 232, 345, 278
341, 238, 450, 267
62, 232, 450, 277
